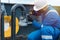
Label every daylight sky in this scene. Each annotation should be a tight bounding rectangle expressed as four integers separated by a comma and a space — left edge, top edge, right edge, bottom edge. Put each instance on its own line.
1, 0, 60, 6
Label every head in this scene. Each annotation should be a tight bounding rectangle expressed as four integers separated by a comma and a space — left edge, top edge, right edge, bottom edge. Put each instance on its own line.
33, 0, 48, 16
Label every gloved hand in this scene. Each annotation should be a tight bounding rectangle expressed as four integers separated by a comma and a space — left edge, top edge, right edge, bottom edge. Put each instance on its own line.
27, 14, 36, 22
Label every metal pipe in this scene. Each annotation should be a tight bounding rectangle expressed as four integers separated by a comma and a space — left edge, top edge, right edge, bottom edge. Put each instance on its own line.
0, 3, 1, 40
1, 11, 4, 40
11, 10, 16, 40
11, 4, 26, 40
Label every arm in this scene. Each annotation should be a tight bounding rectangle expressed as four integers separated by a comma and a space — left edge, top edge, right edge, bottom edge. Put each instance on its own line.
32, 20, 41, 28
27, 14, 41, 28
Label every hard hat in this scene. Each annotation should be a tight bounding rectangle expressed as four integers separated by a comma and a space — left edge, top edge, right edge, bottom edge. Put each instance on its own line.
33, 0, 48, 11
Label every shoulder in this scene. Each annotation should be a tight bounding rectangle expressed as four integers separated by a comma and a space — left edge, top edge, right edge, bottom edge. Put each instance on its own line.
46, 10, 59, 16
46, 5, 59, 16
45, 9, 60, 20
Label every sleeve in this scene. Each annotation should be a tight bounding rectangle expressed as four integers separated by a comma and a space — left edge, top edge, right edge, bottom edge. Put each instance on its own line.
43, 11, 59, 26
32, 20, 41, 28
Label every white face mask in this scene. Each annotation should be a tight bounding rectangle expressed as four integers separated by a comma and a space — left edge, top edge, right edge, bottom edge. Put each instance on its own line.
4, 22, 9, 31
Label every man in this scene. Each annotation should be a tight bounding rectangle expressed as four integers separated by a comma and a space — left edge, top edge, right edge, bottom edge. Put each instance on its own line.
28, 0, 60, 40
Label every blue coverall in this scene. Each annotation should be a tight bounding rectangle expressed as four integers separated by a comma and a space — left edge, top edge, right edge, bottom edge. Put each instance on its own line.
28, 6, 60, 40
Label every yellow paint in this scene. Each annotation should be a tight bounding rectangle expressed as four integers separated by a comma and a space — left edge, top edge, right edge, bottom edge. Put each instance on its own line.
4, 16, 19, 38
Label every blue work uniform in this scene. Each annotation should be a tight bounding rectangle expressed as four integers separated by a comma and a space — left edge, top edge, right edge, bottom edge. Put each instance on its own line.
28, 6, 60, 40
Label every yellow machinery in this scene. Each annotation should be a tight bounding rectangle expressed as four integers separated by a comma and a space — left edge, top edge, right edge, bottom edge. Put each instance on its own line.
1, 4, 27, 38
4, 16, 19, 38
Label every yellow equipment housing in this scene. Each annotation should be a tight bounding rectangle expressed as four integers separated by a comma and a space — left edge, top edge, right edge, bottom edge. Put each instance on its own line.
4, 16, 19, 38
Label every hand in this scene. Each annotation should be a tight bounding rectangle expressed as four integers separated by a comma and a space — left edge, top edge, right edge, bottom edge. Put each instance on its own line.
27, 15, 33, 22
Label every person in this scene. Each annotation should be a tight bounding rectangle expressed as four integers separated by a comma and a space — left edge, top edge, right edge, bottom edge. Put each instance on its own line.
28, 0, 60, 40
